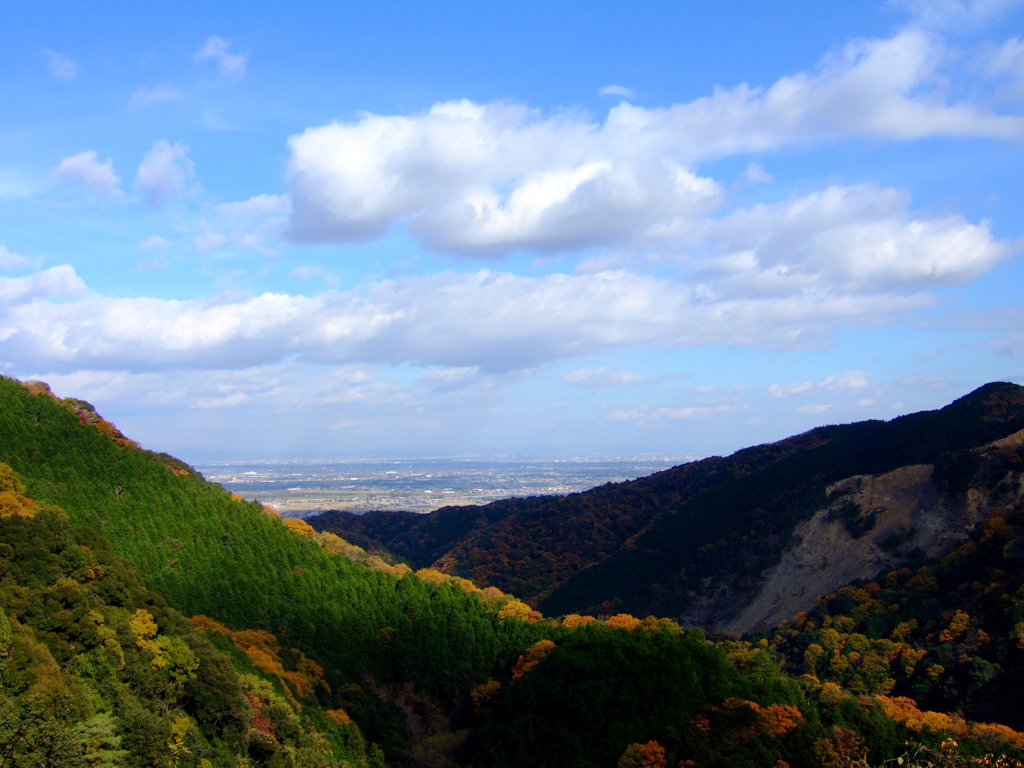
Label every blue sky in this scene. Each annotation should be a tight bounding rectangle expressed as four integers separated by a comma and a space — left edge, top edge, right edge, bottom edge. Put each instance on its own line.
1, 0, 1023, 460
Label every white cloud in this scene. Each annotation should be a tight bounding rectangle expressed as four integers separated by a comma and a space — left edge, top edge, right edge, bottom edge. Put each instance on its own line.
0, 266, 85, 306
980, 36, 1024, 99
42, 49, 77, 80
819, 370, 869, 390
287, 31, 1024, 256
193, 392, 249, 409
599, 84, 635, 99
563, 367, 649, 387
768, 380, 814, 397
128, 86, 183, 111
192, 35, 248, 80
135, 140, 194, 208
330, 420, 363, 430
138, 257, 170, 272
217, 194, 291, 221
698, 185, 1012, 294
287, 99, 722, 254
52, 151, 122, 202
138, 235, 169, 251
0, 246, 33, 270
769, 370, 869, 398
573, 253, 633, 274
741, 162, 774, 185
983, 36, 1024, 75
0, 266, 933, 375
610, 404, 737, 422
416, 366, 481, 391
289, 266, 323, 280
797, 403, 833, 414
889, 0, 1022, 29
193, 232, 229, 252
194, 194, 290, 255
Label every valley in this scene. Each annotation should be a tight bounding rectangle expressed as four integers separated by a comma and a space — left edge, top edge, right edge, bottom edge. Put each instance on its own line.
197, 457, 686, 515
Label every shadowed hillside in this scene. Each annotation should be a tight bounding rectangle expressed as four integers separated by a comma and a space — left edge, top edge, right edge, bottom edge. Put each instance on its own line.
311, 383, 1024, 626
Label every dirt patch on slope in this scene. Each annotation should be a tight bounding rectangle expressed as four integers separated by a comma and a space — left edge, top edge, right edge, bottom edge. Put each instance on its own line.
724, 429, 1024, 635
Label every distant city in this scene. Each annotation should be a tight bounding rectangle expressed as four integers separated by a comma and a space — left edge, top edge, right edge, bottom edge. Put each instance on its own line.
195, 456, 699, 516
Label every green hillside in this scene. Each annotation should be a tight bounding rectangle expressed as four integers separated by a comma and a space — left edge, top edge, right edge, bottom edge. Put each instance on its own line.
0, 378, 547, 762
0, 467, 380, 768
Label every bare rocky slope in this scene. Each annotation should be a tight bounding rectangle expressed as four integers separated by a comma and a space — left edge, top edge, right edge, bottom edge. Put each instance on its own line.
725, 427, 1024, 633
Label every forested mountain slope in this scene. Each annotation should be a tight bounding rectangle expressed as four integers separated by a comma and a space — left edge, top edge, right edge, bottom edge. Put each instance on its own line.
544, 383, 1024, 623
0, 378, 547, 764
311, 383, 1024, 626
4, 375, 1024, 768
0, 463, 381, 768
766, 503, 1024, 731
311, 454, 729, 602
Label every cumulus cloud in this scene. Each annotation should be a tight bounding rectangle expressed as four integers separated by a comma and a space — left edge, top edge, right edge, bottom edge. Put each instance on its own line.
0, 246, 33, 270
695, 185, 1012, 294
52, 151, 122, 202
42, 49, 77, 80
287, 30, 1024, 256
288, 99, 722, 254
135, 140, 194, 208
193, 35, 248, 80
128, 86, 183, 111
0, 266, 85, 307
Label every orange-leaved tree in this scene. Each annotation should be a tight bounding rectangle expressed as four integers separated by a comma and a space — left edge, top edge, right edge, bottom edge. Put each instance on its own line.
617, 740, 666, 768
511, 639, 556, 680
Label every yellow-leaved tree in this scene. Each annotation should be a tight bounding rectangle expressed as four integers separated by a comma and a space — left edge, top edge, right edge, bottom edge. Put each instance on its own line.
129, 609, 199, 700
0, 463, 37, 518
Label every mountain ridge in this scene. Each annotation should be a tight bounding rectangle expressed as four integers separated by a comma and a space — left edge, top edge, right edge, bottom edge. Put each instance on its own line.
309, 382, 1024, 627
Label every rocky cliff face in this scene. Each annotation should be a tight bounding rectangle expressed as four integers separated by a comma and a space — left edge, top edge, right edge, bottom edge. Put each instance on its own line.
722, 428, 1024, 634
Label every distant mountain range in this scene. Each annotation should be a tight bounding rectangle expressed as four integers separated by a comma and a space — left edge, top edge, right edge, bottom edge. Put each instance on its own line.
311, 382, 1024, 629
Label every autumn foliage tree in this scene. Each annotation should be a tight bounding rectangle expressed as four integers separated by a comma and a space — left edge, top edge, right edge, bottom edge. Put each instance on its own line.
618, 740, 667, 768
511, 639, 555, 680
